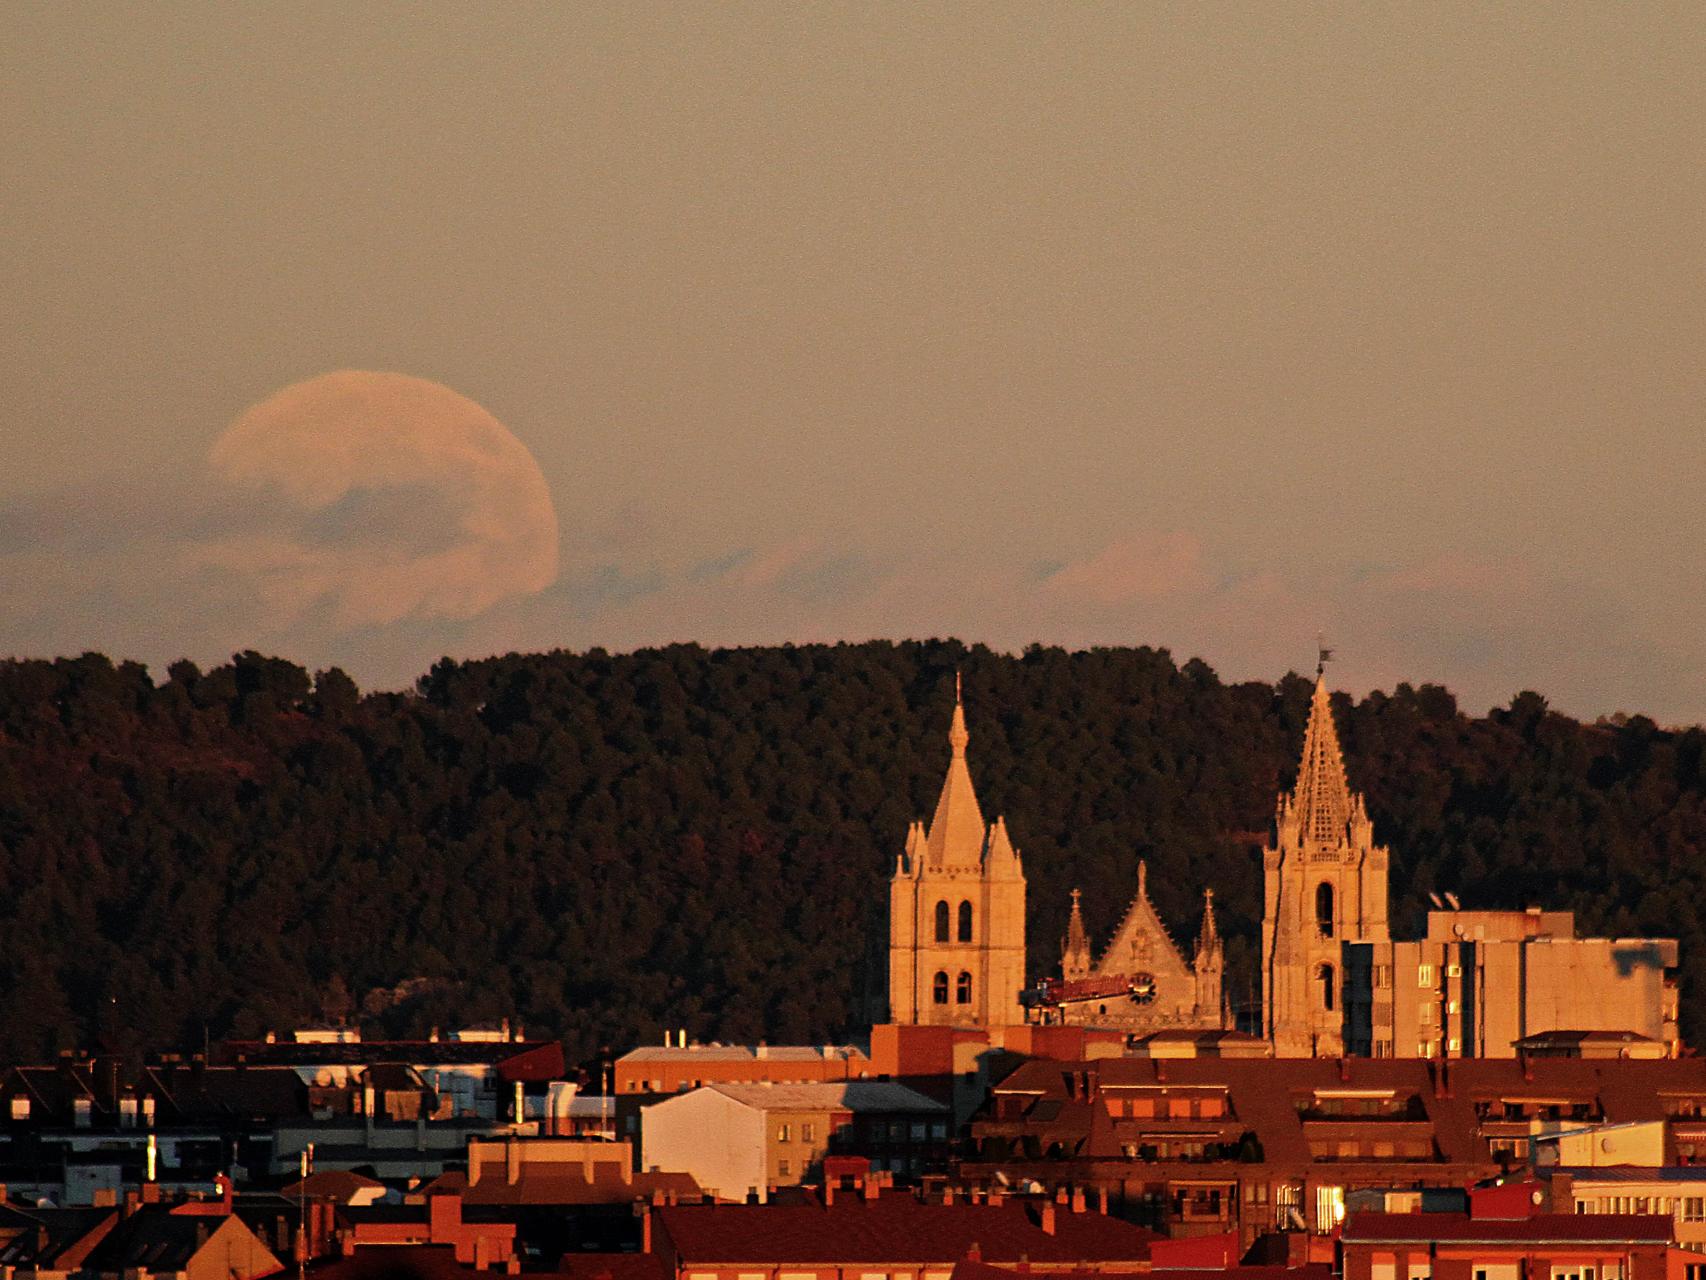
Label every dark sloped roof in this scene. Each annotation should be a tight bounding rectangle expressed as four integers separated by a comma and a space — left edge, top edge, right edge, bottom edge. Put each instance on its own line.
657, 1195, 1158, 1263
1342, 1212, 1673, 1244
309, 1244, 478, 1280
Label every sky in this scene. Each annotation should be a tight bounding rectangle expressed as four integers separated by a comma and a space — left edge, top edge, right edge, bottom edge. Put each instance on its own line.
4, 4, 1704, 722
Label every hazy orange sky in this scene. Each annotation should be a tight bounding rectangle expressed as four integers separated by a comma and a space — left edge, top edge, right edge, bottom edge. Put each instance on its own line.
4, 4, 1704, 721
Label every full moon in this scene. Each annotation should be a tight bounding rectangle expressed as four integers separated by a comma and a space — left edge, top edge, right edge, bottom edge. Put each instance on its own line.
207, 371, 560, 628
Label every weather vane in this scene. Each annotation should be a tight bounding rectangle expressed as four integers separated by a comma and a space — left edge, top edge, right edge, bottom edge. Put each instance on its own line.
1316, 634, 1334, 678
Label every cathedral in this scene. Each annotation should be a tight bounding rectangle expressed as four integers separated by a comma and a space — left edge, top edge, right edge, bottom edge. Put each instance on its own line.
886, 683, 1028, 1027
1260, 673, 1391, 1056
1052, 870, 1227, 1031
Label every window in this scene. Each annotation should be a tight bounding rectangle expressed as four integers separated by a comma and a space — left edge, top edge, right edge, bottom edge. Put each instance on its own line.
958, 900, 973, 942
9, 1096, 28, 1121
1446, 964, 1462, 978
73, 1098, 91, 1128
934, 900, 950, 942
1418, 964, 1435, 986
932, 971, 949, 1005
1316, 962, 1335, 1012
1419, 1040, 1434, 1058
956, 971, 973, 1004
1447, 1000, 1460, 1014
1373, 1039, 1393, 1058
778, 1159, 791, 1178
1448, 1037, 1461, 1053
1316, 882, 1335, 938
1683, 1197, 1705, 1222
1373, 965, 1392, 989
801, 1122, 815, 1143
778, 1122, 791, 1142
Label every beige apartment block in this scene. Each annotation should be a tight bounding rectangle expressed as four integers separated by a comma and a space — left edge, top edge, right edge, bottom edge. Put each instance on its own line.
640, 1081, 947, 1203
1342, 911, 1679, 1058
888, 686, 1027, 1028
1262, 675, 1391, 1056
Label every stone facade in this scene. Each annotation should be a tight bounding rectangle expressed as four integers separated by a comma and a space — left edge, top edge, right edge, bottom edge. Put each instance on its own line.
1052, 868, 1228, 1032
1261, 675, 1390, 1056
887, 687, 1027, 1028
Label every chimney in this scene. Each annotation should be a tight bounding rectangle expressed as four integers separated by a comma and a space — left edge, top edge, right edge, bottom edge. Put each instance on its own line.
1070, 1187, 1086, 1214
1055, 1185, 1069, 1205
967, 1242, 982, 1262
1039, 1201, 1056, 1235
1098, 1186, 1110, 1215
640, 1203, 652, 1253
943, 1186, 955, 1206
824, 1180, 834, 1207
864, 1172, 879, 1201
506, 1139, 521, 1185
513, 1080, 524, 1123
216, 1174, 233, 1212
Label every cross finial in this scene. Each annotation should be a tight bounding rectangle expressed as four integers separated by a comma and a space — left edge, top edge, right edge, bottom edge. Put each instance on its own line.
955, 669, 962, 704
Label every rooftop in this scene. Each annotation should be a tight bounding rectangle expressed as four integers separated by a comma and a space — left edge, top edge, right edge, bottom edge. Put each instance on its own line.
701, 1081, 947, 1113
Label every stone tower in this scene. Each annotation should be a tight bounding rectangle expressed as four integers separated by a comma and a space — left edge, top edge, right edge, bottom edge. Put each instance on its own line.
1261, 675, 1391, 1055
888, 683, 1028, 1027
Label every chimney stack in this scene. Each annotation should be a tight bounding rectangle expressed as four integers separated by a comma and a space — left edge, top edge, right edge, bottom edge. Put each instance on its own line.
1039, 1201, 1056, 1235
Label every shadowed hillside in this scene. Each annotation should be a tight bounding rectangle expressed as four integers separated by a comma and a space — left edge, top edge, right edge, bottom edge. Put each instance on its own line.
1, 642, 1702, 1064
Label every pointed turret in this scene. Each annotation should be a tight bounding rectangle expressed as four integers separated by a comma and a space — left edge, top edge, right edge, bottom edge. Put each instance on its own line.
1061, 888, 1092, 981
985, 814, 1023, 879
925, 679, 987, 869
1194, 888, 1223, 961
1286, 675, 1354, 846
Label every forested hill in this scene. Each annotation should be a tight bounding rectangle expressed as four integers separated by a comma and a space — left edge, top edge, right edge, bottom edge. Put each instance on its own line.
1, 642, 1704, 1066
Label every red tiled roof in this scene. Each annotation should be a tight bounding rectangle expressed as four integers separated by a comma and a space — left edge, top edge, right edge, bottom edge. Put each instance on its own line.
1342, 1212, 1674, 1244
310, 1245, 476, 1280
656, 1195, 1158, 1264
556, 1254, 670, 1280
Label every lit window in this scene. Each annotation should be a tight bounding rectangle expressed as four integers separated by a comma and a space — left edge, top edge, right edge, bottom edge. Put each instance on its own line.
1418, 965, 1435, 986
778, 1123, 791, 1142
801, 1122, 814, 1143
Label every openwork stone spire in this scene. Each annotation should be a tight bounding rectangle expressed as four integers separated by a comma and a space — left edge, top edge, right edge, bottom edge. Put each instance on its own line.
1061, 888, 1092, 979
1289, 675, 1354, 845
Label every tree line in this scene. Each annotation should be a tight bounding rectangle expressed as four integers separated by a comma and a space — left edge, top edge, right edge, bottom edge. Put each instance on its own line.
0, 642, 1702, 1066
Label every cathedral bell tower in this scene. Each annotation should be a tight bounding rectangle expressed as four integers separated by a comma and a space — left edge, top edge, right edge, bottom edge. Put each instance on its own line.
1261, 674, 1390, 1055
888, 681, 1028, 1027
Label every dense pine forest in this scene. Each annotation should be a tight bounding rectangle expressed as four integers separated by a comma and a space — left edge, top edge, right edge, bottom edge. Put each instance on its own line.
1, 641, 1703, 1066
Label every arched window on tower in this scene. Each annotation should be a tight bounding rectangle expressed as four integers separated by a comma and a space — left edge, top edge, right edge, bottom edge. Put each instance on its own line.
934, 900, 950, 943
1317, 962, 1335, 1012
932, 971, 949, 1004
958, 900, 973, 942
1315, 882, 1335, 938
956, 971, 973, 1004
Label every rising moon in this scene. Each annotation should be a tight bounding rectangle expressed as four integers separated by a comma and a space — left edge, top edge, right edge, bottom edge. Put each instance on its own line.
207, 371, 560, 628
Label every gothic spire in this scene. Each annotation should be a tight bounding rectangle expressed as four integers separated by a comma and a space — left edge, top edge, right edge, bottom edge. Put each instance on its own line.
1289, 674, 1354, 845
1061, 887, 1091, 980
1195, 887, 1222, 959
926, 678, 986, 868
